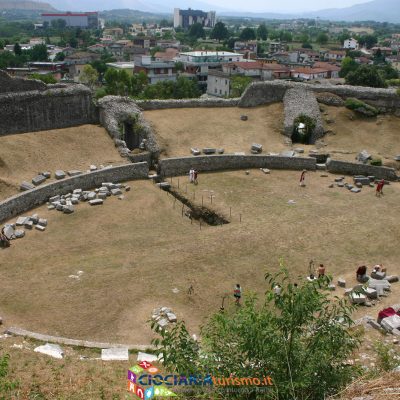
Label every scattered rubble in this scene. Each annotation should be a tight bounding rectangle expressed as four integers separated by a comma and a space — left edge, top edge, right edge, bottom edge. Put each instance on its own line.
34, 343, 64, 359
151, 307, 177, 330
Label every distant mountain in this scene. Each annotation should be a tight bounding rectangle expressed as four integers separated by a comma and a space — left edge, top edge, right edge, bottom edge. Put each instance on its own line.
0, 0, 56, 11
47, 0, 221, 13
307, 0, 400, 23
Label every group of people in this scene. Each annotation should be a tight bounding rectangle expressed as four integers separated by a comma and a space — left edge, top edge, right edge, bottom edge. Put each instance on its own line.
189, 168, 198, 185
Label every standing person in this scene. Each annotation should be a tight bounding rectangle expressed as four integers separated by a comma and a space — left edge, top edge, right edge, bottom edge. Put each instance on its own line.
193, 169, 198, 185
189, 168, 194, 183
0, 227, 10, 248
318, 263, 326, 278
299, 170, 307, 187
376, 179, 385, 197
234, 284, 242, 305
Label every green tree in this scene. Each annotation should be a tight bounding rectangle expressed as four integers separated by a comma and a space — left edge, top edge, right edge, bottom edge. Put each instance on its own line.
257, 23, 268, 40
316, 32, 329, 45
151, 268, 359, 399
339, 56, 359, 78
130, 71, 148, 97
302, 42, 313, 49
79, 64, 99, 89
13, 42, 21, 56
188, 23, 205, 40
211, 22, 229, 42
54, 52, 65, 61
230, 75, 252, 97
29, 44, 48, 61
359, 34, 377, 49
346, 65, 386, 88
240, 27, 256, 41
280, 31, 292, 42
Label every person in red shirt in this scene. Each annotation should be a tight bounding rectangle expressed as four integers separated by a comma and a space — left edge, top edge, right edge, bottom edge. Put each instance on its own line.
376, 179, 385, 197
234, 284, 242, 305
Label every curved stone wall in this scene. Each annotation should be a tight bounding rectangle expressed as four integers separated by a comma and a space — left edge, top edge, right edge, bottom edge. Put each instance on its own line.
0, 84, 98, 135
0, 162, 149, 224
98, 96, 160, 161
158, 154, 317, 177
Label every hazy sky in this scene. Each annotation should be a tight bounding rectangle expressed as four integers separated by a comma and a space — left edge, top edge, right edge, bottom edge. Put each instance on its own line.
206, 0, 368, 12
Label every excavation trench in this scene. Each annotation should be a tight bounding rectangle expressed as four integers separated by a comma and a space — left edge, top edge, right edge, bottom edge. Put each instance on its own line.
164, 185, 230, 226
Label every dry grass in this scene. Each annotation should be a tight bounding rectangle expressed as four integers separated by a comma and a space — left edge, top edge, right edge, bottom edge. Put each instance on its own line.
320, 106, 400, 164
1, 170, 400, 346
0, 125, 126, 201
143, 104, 286, 158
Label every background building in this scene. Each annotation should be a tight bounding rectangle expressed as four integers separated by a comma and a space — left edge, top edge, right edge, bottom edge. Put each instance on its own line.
173, 8, 216, 29
41, 12, 99, 29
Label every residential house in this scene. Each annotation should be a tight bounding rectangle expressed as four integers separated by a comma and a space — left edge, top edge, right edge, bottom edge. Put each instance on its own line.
156, 40, 181, 49
103, 28, 124, 38
64, 52, 100, 65
326, 50, 346, 62
371, 47, 393, 57
313, 62, 340, 78
134, 55, 177, 84
106, 62, 136, 76
207, 70, 232, 97
234, 41, 258, 59
291, 67, 329, 81
343, 38, 359, 50
269, 41, 286, 53
154, 48, 179, 62
178, 51, 244, 87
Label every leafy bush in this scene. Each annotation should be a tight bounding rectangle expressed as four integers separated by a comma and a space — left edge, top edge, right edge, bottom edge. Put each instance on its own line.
345, 98, 379, 117
397, 88, 400, 97
373, 341, 400, 372
386, 79, 400, 87
28, 73, 56, 84
150, 267, 360, 400
370, 157, 382, 166
292, 114, 316, 144
0, 353, 19, 398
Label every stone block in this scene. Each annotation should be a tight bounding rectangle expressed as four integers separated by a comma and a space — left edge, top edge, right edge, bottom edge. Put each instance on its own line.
337, 182, 344, 187
38, 218, 47, 227
137, 352, 158, 363
356, 150, 372, 163
294, 147, 304, 153
111, 188, 122, 196
24, 220, 33, 229
356, 182, 363, 188
328, 284, 336, 291
89, 199, 103, 206
49, 195, 60, 202
20, 181, 35, 191
350, 293, 367, 304
56, 203, 64, 211
158, 318, 169, 329
202, 148, 216, 155
334, 177, 343, 182
32, 175, 46, 186
217, 148, 224, 154
316, 163, 327, 170
55, 170, 66, 180
240, 115, 248, 121
363, 288, 378, 299
71, 198, 79, 204
280, 150, 295, 157
97, 192, 107, 200
392, 328, 400, 336
381, 315, 400, 332
387, 275, 399, 283
30, 214, 39, 224
166, 312, 177, 322
3, 225, 14, 239
41, 171, 51, 178
68, 170, 82, 177
234, 152, 245, 155
15, 229, 25, 239
156, 182, 171, 190
354, 176, 370, 186
34, 343, 63, 359
16, 217, 27, 226
260, 168, 270, 174
35, 225, 45, 232
73, 189, 82, 195
125, 186, 131, 192
367, 320, 382, 330
190, 148, 200, 156
351, 188, 361, 193
101, 348, 129, 361
63, 205, 74, 214
371, 271, 386, 280
87, 192, 97, 200
89, 165, 97, 171
251, 143, 263, 153
338, 279, 346, 288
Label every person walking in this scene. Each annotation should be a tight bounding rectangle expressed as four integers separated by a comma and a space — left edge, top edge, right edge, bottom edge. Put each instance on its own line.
318, 263, 326, 278
234, 284, 242, 305
299, 170, 307, 187
193, 169, 198, 185
189, 168, 194, 183
376, 179, 385, 197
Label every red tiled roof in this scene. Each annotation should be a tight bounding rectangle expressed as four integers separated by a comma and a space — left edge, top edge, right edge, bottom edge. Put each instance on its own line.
292, 67, 328, 74
313, 62, 340, 71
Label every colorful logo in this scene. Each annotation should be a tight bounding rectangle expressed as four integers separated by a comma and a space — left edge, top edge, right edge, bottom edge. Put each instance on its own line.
127, 361, 177, 399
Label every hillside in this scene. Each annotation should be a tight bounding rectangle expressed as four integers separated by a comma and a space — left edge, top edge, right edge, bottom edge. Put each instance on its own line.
0, 0, 55, 11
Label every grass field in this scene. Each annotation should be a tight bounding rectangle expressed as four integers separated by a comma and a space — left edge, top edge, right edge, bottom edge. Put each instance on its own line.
0, 125, 126, 201
1, 170, 399, 346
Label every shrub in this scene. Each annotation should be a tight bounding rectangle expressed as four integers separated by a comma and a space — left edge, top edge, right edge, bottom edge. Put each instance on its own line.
397, 88, 400, 96
345, 98, 379, 117
292, 114, 316, 144
386, 79, 400, 87
370, 157, 382, 166
150, 267, 360, 400
374, 341, 400, 372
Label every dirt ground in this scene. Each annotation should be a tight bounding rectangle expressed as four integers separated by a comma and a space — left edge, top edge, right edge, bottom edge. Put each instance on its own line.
1, 170, 399, 347
0, 125, 126, 201
143, 104, 286, 158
